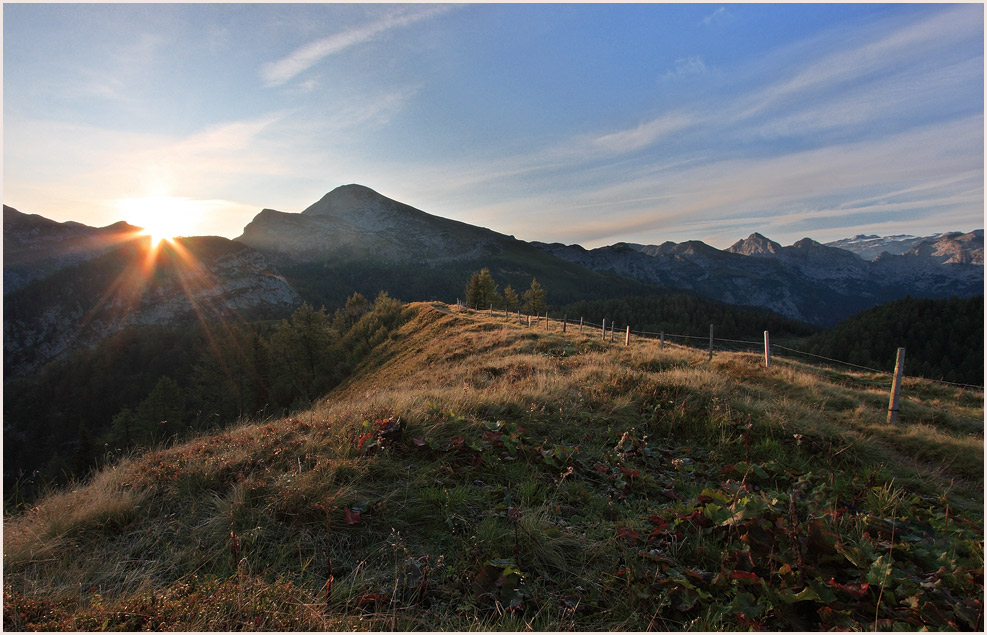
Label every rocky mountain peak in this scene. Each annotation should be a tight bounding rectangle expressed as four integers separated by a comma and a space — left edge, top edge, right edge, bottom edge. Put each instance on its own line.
904, 231, 984, 265
727, 232, 783, 257
238, 184, 505, 264
300, 184, 390, 218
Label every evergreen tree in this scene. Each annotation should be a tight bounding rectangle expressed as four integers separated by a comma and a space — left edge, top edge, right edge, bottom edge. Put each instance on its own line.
503, 285, 520, 312
187, 324, 270, 427
523, 278, 547, 315
465, 268, 501, 309
332, 292, 370, 334
105, 408, 137, 451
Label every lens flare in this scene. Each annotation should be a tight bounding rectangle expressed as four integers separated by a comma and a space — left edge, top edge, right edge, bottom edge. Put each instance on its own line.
116, 195, 202, 245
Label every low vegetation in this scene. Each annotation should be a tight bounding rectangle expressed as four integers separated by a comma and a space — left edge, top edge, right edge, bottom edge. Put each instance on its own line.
4, 302, 983, 630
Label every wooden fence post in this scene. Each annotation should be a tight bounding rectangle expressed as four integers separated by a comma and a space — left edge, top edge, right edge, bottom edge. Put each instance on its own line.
562, 315, 567, 333
660, 331, 664, 351
602, 318, 606, 340
527, 315, 531, 328
610, 322, 615, 343
887, 347, 906, 425
579, 317, 583, 333
708, 324, 714, 361
764, 331, 771, 368
625, 325, 630, 346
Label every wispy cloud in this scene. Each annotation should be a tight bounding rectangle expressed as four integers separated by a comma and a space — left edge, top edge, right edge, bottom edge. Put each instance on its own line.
260, 5, 454, 87
732, 5, 981, 124
662, 56, 708, 80
592, 113, 696, 154
703, 7, 727, 26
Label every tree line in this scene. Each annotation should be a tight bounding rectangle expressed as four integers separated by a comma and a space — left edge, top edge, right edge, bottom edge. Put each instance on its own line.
464, 268, 547, 314
557, 292, 817, 340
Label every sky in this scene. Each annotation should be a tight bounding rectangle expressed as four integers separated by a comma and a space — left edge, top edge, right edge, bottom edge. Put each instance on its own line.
3, 2, 984, 249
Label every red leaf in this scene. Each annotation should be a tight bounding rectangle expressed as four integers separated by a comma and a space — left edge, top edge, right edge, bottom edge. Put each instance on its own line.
825, 578, 870, 599
593, 462, 610, 474
730, 570, 761, 583
356, 432, 373, 450
451, 435, 465, 448
620, 467, 640, 479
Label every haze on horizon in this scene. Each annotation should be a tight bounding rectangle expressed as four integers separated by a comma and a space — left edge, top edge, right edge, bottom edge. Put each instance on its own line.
3, 2, 983, 249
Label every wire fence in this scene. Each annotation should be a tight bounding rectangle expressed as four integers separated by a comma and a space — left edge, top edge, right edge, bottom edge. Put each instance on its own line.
460, 303, 984, 392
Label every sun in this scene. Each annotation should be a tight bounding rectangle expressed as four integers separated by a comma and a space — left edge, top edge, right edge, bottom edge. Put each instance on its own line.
117, 195, 202, 246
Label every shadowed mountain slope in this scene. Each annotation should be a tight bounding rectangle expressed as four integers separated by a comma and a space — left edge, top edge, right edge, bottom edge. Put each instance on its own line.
3, 205, 141, 294
3, 236, 298, 376
236, 184, 660, 308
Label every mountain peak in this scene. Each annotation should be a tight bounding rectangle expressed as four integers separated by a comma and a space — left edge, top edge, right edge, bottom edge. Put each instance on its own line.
300, 184, 391, 217
727, 232, 782, 256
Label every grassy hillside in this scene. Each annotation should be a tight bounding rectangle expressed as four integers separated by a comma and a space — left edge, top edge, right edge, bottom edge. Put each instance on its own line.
4, 303, 983, 631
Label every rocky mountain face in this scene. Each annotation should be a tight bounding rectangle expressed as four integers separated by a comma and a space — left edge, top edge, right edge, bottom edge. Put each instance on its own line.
535, 231, 983, 326
826, 230, 984, 262
237, 184, 505, 264
4, 227, 299, 376
235, 184, 655, 308
3, 205, 141, 294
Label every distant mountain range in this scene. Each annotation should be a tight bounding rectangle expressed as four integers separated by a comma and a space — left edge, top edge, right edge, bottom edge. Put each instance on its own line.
4, 186, 983, 374
534, 228, 983, 326
825, 232, 984, 263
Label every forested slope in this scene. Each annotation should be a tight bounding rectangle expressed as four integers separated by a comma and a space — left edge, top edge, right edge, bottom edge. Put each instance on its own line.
802, 295, 984, 386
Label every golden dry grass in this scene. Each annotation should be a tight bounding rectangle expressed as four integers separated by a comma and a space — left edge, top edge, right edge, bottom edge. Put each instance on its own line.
4, 302, 982, 631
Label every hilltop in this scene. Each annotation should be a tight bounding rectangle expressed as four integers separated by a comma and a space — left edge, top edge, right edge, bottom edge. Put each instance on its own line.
4, 302, 982, 631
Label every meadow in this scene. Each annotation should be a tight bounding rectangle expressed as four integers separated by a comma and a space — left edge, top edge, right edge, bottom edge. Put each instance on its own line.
3, 302, 983, 630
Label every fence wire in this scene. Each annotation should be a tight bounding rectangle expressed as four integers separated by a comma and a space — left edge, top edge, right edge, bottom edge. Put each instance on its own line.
472, 307, 983, 391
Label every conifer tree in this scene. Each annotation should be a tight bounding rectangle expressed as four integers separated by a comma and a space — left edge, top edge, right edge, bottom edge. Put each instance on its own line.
503, 285, 520, 312
523, 278, 547, 315
465, 268, 501, 309
270, 303, 334, 403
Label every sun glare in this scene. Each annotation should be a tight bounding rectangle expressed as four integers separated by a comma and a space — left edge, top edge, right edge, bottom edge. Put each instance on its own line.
117, 195, 202, 245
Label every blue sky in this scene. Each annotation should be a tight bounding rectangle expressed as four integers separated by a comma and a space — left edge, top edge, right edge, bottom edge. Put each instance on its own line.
3, 2, 983, 248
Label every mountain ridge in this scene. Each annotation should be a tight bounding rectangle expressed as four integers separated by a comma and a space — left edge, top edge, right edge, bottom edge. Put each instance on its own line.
5, 185, 983, 360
